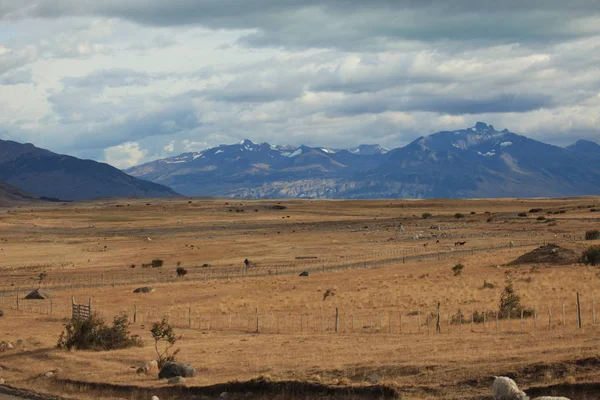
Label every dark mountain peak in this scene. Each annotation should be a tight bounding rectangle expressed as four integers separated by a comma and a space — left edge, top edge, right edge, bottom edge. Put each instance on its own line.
566, 139, 600, 156
472, 122, 498, 133
0, 139, 179, 200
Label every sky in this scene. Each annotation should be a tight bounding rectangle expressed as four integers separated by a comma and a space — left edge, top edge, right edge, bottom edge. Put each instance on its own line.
0, 1, 599, 168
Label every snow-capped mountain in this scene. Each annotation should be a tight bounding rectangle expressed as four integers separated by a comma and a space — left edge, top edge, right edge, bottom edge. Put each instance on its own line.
126, 123, 600, 198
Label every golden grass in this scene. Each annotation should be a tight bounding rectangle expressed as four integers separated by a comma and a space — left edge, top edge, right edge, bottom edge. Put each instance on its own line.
1, 196, 600, 399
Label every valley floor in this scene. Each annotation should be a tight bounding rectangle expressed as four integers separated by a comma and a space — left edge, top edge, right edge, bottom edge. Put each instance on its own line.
1, 197, 600, 399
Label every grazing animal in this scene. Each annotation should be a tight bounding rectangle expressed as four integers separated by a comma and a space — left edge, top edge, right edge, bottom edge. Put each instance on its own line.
458, 241, 466, 246
531, 397, 570, 400
244, 258, 251, 267
492, 376, 528, 400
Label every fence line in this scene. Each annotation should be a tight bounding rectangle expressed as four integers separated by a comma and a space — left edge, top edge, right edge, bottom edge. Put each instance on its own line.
2, 293, 597, 337
0, 238, 565, 296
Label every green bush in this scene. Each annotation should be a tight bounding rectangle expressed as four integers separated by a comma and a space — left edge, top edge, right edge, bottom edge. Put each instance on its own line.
585, 230, 600, 240
582, 246, 600, 266
151, 259, 164, 268
498, 283, 534, 319
452, 263, 464, 276
151, 318, 181, 368
57, 313, 141, 351
454, 213, 465, 219
421, 212, 432, 219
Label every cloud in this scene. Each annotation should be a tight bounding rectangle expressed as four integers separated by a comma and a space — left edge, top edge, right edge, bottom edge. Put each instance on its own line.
103, 141, 147, 168
0, 0, 598, 168
0, 68, 33, 85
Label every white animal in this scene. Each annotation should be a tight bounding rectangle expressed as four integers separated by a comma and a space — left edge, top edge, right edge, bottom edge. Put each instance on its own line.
492, 376, 528, 400
531, 397, 570, 400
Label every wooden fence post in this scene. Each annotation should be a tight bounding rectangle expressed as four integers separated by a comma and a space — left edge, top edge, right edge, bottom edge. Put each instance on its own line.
255, 308, 259, 333
548, 307, 552, 330
335, 308, 339, 333
399, 312, 402, 333
520, 310, 524, 332
495, 312, 499, 333
533, 308, 537, 329
436, 303, 441, 333
577, 293, 582, 329
470, 312, 474, 333
417, 311, 421, 331
133, 304, 137, 323
50, 300, 53, 315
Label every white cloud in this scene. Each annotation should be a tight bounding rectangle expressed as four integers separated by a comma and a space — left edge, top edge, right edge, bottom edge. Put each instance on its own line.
103, 141, 147, 168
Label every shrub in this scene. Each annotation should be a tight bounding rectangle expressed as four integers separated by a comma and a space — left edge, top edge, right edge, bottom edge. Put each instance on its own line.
130, 264, 136, 269
582, 246, 600, 266
470, 211, 476, 215
486, 217, 494, 222
176, 267, 188, 277
517, 212, 527, 217
454, 213, 465, 219
151, 318, 181, 368
57, 313, 141, 351
536, 216, 546, 221
482, 280, 495, 289
452, 263, 464, 276
498, 283, 534, 319
421, 212, 432, 219
151, 259, 164, 268
585, 230, 600, 240
529, 208, 543, 213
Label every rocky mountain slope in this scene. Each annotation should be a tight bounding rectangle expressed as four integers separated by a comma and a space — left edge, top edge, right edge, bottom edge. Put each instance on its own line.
0, 139, 179, 201
124, 122, 600, 199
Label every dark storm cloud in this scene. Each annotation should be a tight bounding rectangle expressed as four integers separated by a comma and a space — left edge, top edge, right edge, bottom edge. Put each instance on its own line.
3, 1, 600, 50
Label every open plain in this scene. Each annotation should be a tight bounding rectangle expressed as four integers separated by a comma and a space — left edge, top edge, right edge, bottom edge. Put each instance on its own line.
1, 197, 600, 399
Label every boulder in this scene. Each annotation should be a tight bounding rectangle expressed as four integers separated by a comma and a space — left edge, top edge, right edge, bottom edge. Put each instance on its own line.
133, 287, 154, 294
168, 376, 185, 384
137, 360, 159, 375
366, 372, 382, 384
299, 271, 310, 277
151, 396, 160, 400
158, 362, 196, 379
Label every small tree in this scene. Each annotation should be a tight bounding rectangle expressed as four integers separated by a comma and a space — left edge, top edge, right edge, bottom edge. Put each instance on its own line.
422, 212, 432, 219
498, 283, 533, 319
151, 318, 181, 368
582, 246, 600, 266
585, 230, 600, 240
452, 263, 464, 276
38, 272, 47, 288
57, 313, 141, 351
454, 213, 465, 219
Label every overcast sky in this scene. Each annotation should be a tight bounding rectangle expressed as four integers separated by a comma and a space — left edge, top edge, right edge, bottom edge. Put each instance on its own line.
1, 1, 599, 168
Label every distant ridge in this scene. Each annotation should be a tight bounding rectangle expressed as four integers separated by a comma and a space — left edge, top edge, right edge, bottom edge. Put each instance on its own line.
0, 139, 180, 201
126, 123, 600, 199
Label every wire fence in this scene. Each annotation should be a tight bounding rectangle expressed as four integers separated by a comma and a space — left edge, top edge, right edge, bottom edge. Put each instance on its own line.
2, 292, 596, 336
0, 237, 565, 296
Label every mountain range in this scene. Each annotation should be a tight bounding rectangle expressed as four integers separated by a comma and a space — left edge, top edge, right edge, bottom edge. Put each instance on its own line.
0, 139, 178, 201
126, 122, 600, 199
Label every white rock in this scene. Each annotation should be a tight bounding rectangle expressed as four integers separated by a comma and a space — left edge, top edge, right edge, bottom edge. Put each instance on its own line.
151, 396, 160, 400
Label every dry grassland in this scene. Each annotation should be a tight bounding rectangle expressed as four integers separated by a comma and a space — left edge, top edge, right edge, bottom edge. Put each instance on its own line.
1, 197, 600, 399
